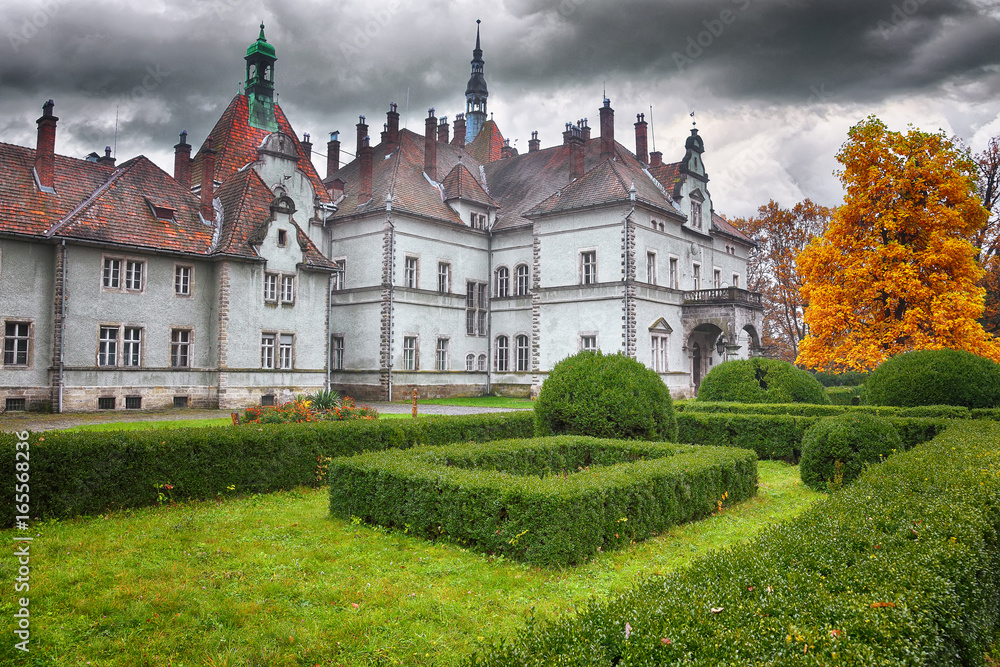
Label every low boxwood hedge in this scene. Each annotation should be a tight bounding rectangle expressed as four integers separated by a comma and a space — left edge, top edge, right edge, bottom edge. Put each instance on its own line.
467, 420, 1000, 666
329, 436, 758, 567
680, 401, 972, 419
677, 412, 950, 462
0, 412, 535, 525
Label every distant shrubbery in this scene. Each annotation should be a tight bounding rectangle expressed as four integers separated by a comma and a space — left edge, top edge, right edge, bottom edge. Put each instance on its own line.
866, 348, 1000, 409
535, 351, 677, 441
799, 412, 902, 492
813, 370, 868, 387
697, 358, 829, 404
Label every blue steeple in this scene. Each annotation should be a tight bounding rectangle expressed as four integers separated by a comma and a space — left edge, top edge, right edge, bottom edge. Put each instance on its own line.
465, 20, 488, 144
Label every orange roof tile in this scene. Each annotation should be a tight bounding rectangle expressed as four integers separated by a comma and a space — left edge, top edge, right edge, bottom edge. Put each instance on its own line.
441, 161, 497, 208
467, 120, 504, 164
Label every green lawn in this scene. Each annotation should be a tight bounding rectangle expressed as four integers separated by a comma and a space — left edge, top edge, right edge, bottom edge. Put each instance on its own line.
0, 462, 819, 667
402, 396, 533, 409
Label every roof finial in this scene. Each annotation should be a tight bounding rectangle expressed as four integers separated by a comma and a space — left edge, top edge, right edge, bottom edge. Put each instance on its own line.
259, 21, 266, 40
690, 110, 696, 128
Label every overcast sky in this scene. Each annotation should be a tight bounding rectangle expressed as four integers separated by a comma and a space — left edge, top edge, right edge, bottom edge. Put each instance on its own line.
2, 0, 1000, 218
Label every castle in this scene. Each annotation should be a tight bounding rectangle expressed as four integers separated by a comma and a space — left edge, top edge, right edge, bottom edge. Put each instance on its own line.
0, 24, 761, 412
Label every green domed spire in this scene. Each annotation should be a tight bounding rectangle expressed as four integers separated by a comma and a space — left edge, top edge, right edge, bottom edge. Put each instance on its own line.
244, 22, 278, 132
246, 22, 276, 59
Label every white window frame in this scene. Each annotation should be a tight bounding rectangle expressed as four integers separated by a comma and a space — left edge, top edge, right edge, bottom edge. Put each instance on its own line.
438, 262, 451, 294
495, 266, 509, 298
651, 333, 669, 373
98, 325, 119, 367
263, 272, 278, 302
465, 353, 475, 372
733, 273, 740, 289
646, 251, 657, 285
102, 257, 122, 289
714, 267, 722, 289
515, 264, 529, 296
692, 263, 702, 290
171, 328, 192, 369
690, 198, 703, 229
436, 337, 449, 371
2, 320, 32, 368
123, 326, 142, 367
261, 333, 275, 369
331, 335, 344, 370
466, 281, 487, 336
278, 333, 294, 369
477, 354, 487, 372
581, 250, 597, 285
403, 336, 417, 371
280, 274, 295, 304
515, 334, 529, 372
580, 334, 598, 352
124, 260, 144, 292
332, 260, 346, 291
174, 265, 192, 297
404, 256, 418, 289
495, 335, 509, 372
669, 256, 679, 290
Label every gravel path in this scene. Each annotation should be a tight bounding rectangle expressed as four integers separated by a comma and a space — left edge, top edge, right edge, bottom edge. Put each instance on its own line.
0, 402, 525, 433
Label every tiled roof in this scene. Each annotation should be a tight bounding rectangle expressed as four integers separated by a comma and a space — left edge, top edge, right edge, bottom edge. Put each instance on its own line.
441, 161, 497, 208
647, 161, 683, 198
190, 95, 331, 207
712, 211, 753, 245
467, 120, 504, 164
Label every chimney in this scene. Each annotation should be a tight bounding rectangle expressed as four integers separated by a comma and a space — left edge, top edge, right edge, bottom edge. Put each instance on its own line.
380, 124, 388, 145
438, 117, 449, 144
451, 114, 466, 149
634, 113, 648, 164
500, 138, 513, 159
173, 130, 192, 188
356, 115, 368, 156
326, 131, 341, 180
359, 136, 373, 203
200, 137, 217, 221
600, 98, 615, 158
581, 118, 591, 141
563, 122, 573, 145
34, 99, 58, 192
649, 151, 663, 167
386, 103, 400, 151
568, 126, 585, 181
301, 133, 312, 161
97, 146, 116, 166
424, 108, 437, 181
529, 131, 540, 153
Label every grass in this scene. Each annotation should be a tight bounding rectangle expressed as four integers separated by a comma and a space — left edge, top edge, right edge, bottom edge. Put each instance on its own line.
0, 461, 818, 667
402, 396, 534, 409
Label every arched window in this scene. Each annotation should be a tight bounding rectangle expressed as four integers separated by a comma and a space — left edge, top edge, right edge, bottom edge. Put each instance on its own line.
495, 266, 509, 298
477, 354, 487, 372
515, 264, 529, 296
495, 335, 509, 372
515, 335, 529, 372
466, 353, 475, 371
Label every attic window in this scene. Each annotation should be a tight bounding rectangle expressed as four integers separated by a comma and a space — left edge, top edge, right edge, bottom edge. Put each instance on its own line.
146, 199, 176, 222
277, 229, 287, 247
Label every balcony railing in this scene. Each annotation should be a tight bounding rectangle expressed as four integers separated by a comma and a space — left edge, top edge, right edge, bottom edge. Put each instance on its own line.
683, 287, 763, 307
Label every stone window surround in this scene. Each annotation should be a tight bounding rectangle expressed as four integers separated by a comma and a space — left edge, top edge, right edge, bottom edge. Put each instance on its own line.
580, 248, 598, 285
96, 322, 145, 368
579, 332, 598, 352
173, 263, 194, 297
170, 327, 193, 369
101, 253, 147, 294
2, 318, 33, 369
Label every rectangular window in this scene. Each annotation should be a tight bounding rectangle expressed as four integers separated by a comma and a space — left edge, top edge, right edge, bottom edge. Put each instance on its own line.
171, 329, 191, 368
279, 334, 293, 369
581, 335, 597, 352
691, 200, 703, 228
477, 283, 488, 335
438, 262, 451, 293
332, 260, 346, 291
98, 397, 115, 410
173, 396, 188, 408
466, 281, 487, 336
651, 335, 669, 373
277, 229, 287, 247
404, 256, 418, 289
436, 338, 449, 371
264, 273, 278, 302
103, 258, 121, 289
693, 263, 701, 290
403, 336, 417, 370
331, 336, 344, 370
581, 251, 597, 285
261, 394, 275, 407
125, 396, 142, 410
733, 273, 740, 289
98, 326, 118, 367
125, 260, 144, 291
646, 251, 657, 284
669, 257, 678, 289
714, 268, 722, 289
516, 264, 529, 296
5, 398, 26, 411
280, 275, 295, 303
123, 327, 142, 367
174, 265, 192, 296
3, 321, 30, 366
261, 333, 275, 369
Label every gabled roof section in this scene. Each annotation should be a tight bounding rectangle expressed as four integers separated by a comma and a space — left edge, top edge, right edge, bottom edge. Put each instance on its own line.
647, 161, 683, 198
712, 211, 753, 245
467, 119, 504, 164
441, 161, 496, 208
293, 222, 337, 271
190, 94, 331, 206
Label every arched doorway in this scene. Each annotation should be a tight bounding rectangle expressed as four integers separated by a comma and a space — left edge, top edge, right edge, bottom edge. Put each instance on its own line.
692, 342, 702, 390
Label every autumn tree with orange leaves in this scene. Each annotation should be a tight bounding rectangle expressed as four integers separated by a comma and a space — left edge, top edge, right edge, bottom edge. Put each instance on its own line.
973, 135, 1000, 334
797, 117, 1000, 372
731, 200, 830, 362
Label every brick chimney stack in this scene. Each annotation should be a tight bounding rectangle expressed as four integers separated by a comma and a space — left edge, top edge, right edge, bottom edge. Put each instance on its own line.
600, 98, 615, 159
452, 114, 466, 149
359, 136, 373, 203
568, 125, 585, 181
174, 131, 192, 188
424, 108, 438, 181
200, 137, 217, 221
649, 151, 663, 167
326, 131, 341, 180
34, 99, 58, 192
356, 115, 368, 157
97, 146, 116, 166
301, 133, 312, 161
529, 131, 540, 153
563, 122, 573, 145
634, 113, 648, 164
386, 103, 400, 151
581, 118, 591, 141
438, 117, 449, 144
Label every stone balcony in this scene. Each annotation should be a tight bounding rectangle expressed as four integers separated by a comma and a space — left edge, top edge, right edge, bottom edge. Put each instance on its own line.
682, 287, 763, 308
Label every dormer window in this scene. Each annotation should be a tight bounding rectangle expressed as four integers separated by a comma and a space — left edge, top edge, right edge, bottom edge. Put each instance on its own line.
277, 229, 287, 247
146, 198, 176, 223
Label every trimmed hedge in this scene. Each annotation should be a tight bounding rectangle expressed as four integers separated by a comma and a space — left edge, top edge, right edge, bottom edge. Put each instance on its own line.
677, 411, 949, 462
866, 348, 1000, 408
826, 385, 862, 405
696, 358, 830, 404
799, 413, 903, 492
467, 420, 1000, 666
0, 412, 534, 525
329, 436, 757, 567
813, 369, 869, 387
680, 401, 973, 419
535, 351, 678, 441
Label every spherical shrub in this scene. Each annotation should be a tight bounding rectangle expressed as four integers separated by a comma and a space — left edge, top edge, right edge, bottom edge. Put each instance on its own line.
534, 351, 677, 441
696, 357, 830, 404
799, 413, 902, 492
865, 349, 1000, 409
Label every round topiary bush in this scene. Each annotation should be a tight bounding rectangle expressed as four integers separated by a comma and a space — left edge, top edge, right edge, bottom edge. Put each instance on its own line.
865, 348, 1000, 409
799, 413, 902, 492
534, 350, 677, 441
696, 358, 830, 404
